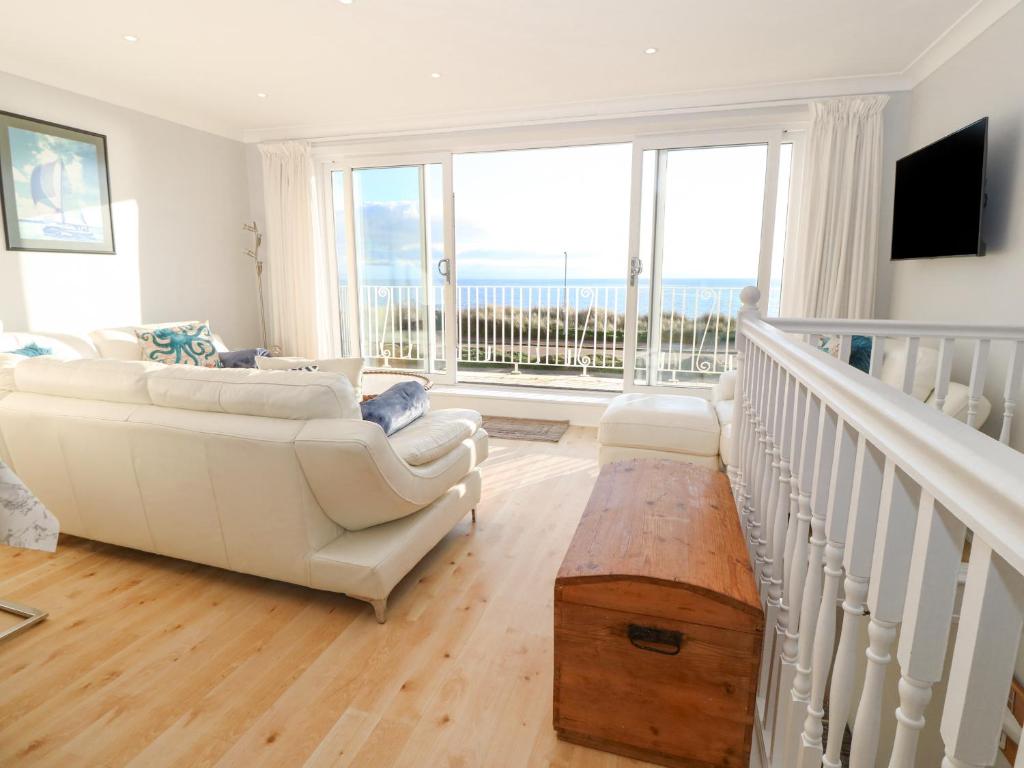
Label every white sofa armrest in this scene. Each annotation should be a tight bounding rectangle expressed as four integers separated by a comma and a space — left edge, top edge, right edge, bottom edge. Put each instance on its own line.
295, 418, 487, 531
712, 370, 737, 404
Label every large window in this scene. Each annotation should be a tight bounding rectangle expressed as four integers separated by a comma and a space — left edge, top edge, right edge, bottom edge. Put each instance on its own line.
452, 144, 633, 389
325, 128, 798, 391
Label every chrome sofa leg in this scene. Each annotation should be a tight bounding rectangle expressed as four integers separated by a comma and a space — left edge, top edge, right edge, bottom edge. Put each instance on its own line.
0, 598, 48, 642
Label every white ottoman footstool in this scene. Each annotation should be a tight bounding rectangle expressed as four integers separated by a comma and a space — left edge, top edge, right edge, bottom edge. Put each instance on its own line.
598, 393, 722, 468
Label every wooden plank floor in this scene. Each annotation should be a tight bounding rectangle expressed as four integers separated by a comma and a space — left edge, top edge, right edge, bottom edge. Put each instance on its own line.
0, 427, 662, 768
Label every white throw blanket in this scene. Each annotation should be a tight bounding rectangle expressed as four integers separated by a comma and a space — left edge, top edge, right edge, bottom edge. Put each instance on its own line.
0, 461, 59, 553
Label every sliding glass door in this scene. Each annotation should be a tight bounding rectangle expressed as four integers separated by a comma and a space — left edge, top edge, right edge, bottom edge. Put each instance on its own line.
328, 157, 456, 380
628, 133, 795, 388
451, 143, 633, 390
323, 130, 797, 391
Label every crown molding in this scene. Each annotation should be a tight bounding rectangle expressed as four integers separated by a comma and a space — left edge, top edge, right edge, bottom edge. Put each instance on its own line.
902, 0, 1022, 85
241, 73, 911, 144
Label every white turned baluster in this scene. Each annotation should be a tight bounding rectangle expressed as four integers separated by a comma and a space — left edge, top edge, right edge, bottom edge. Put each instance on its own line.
753, 355, 776, 578
766, 380, 807, 756
740, 343, 762, 553
849, 462, 920, 768
773, 390, 821, 764
759, 364, 783, 601
822, 439, 887, 768
735, 338, 753, 527
838, 334, 852, 365
1000, 340, 1023, 444
888, 495, 966, 768
933, 337, 956, 412
901, 337, 921, 396
940, 540, 1024, 768
797, 419, 859, 768
739, 338, 758, 509
869, 335, 885, 378
758, 370, 791, 710
966, 338, 991, 429
749, 346, 769, 560
735, 285, 761, 506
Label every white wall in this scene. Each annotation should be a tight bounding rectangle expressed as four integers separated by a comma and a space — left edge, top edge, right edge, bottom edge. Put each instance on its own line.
885, 3, 1024, 449
0, 71, 259, 348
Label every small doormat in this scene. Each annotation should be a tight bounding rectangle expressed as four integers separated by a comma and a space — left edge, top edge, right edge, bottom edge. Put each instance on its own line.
481, 416, 569, 443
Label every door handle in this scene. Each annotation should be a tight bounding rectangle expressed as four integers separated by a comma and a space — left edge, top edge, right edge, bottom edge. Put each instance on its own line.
629, 257, 643, 287
437, 258, 451, 284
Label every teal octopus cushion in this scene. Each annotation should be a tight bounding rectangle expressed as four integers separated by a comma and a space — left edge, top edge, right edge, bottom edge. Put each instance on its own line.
135, 323, 221, 367
9, 342, 53, 357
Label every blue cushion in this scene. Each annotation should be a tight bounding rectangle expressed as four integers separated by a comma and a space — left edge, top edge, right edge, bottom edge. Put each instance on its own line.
360, 381, 429, 435
849, 335, 873, 374
218, 348, 271, 368
9, 342, 52, 357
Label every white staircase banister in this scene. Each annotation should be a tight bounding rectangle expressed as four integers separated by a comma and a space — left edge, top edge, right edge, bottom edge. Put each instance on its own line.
767, 316, 1024, 342
740, 316, 1024, 574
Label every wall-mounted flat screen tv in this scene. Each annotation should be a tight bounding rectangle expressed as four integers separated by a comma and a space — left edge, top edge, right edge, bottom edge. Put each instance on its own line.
891, 117, 988, 260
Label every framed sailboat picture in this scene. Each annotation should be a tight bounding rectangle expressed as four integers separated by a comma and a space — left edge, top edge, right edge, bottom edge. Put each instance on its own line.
0, 111, 115, 254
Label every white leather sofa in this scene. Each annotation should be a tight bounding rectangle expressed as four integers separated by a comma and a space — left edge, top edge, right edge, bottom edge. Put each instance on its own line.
0, 356, 488, 623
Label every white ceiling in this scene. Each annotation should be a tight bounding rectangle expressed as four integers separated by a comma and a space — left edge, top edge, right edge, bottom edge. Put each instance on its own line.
0, 0, 1016, 141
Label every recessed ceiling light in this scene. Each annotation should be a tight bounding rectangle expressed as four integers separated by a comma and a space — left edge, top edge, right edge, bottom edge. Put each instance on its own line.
644, 47, 658, 55
337, 0, 353, 4
430, 72, 441, 79
257, 92, 268, 99
123, 34, 139, 43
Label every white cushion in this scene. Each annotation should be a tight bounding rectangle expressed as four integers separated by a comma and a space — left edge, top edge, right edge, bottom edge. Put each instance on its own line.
0, 331, 93, 360
147, 366, 361, 420
714, 399, 735, 427
881, 345, 939, 401
925, 381, 992, 427
388, 409, 482, 466
599, 393, 721, 457
91, 322, 229, 360
720, 422, 736, 467
712, 370, 737, 403
256, 356, 363, 398
13, 357, 157, 404
0, 353, 24, 391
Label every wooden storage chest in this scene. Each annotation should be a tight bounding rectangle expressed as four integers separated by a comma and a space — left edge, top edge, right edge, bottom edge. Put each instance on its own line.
553, 459, 763, 768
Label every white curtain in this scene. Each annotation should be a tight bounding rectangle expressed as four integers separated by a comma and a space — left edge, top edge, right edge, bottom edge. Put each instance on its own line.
259, 141, 336, 358
782, 95, 889, 319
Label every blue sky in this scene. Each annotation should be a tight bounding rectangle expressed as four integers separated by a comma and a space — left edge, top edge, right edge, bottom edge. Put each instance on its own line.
335, 142, 787, 286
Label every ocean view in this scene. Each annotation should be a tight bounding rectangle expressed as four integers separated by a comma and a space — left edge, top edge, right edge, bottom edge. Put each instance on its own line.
349, 277, 782, 317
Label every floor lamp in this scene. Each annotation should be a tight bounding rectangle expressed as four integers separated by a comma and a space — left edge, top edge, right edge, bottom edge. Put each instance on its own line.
243, 220, 272, 351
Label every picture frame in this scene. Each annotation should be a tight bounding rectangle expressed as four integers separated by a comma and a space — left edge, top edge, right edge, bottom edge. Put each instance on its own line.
0, 110, 115, 254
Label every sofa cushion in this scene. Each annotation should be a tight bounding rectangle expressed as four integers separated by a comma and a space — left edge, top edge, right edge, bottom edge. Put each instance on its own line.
135, 322, 221, 367
599, 393, 721, 457
714, 399, 734, 427
0, 353, 24, 391
389, 409, 482, 466
0, 331, 95, 360
880, 345, 939, 401
256, 355, 363, 398
12, 357, 157, 404
720, 422, 736, 467
712, 370, 737, 404
91, 322, 229, 360
147, 365, 361, 420
925, 381, 992, 427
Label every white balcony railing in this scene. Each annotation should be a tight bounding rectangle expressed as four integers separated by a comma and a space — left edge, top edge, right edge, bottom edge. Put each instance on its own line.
353, 283, 744, 381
